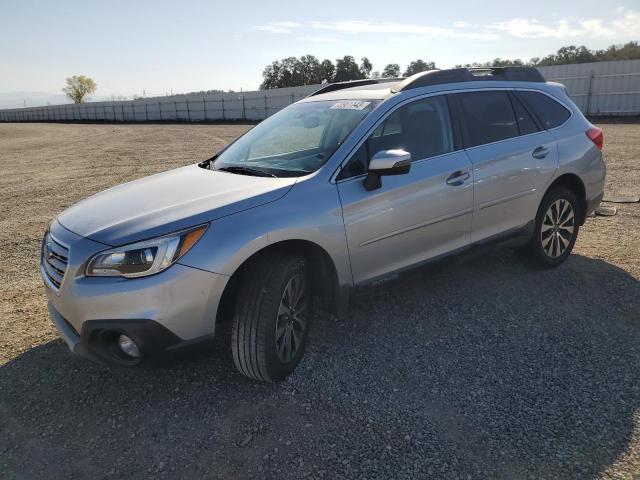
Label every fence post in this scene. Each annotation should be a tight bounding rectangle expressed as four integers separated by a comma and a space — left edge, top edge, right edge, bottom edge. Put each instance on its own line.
186, 99, 191, 122
586, 70, 595, 115
242, 95, 246, 120
174, 101, 177, 121
203, 97, 207, 121
264, 93, 268, 119
221, 96, 225, 121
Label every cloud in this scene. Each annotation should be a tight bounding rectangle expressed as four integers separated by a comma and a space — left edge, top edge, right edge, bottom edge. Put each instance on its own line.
253, 22, 300, 34
487, 18, 578, 38
299, 36, 341, 43
253, 11, 640, 41
308, 20, 498, 40
488, 11, 640, 38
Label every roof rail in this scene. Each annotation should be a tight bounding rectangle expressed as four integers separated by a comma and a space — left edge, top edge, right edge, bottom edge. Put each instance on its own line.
392, 66, 545, 92
308, 78, 402, 97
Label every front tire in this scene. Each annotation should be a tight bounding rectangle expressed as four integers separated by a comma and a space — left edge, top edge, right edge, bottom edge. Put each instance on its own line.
516, 187, 580, 269
231, 252, 311, 382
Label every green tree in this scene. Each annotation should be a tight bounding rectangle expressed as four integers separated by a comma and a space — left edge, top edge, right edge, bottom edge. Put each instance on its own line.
334, 56, 364, 82
319, 59, 336, 83
360, 57, 373, 78
299, 55, 322, 84
260, 61, 283, 89
260, 56, 337, 88
404, 59, 436, 76
62, 75, 97, 103
381, 63, 400, 78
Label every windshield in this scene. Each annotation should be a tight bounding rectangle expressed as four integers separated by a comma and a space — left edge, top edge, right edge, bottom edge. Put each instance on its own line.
213, 99, 378, 177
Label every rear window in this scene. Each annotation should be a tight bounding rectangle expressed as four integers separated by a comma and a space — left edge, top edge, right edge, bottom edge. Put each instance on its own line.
518, 91, 571, 129
456, 91, 519, 147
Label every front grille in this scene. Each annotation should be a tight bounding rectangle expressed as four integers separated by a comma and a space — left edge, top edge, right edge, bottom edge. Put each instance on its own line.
41, 232, 69, 290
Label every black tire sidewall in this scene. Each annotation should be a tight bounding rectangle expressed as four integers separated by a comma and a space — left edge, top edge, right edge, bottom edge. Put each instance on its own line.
531, 188, 580, 267
260, 256, 310, 381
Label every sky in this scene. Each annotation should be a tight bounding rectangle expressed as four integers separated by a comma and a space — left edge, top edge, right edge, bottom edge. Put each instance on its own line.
1, 0, 639, 106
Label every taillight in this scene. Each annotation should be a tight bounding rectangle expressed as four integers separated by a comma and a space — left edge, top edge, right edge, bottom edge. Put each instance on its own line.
586, 127, 603, 150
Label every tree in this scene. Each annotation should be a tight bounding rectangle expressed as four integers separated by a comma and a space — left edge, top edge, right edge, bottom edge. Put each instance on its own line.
381, 63, 400, 78
360, 57, 373, 78
260, 61, 283, 89
334, 56, 364, 82
260, 56, 337, 88
404, 59, 436, 76
299, 55, 322, 84
62, 75, 97, 103
319, 59, 336, 83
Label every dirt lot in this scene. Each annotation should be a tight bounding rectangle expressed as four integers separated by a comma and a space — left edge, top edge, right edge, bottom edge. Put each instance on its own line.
1, 121, 639, 479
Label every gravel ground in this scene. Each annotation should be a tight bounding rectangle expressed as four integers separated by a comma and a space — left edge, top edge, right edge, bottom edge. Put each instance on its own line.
1, 120, 639, 479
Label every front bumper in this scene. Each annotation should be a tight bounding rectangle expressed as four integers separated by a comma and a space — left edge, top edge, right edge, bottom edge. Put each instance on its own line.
42, 220, 229, 365
48, 302, 213, 365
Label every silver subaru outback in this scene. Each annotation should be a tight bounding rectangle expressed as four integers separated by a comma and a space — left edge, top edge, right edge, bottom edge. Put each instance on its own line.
42, 67, 605, 382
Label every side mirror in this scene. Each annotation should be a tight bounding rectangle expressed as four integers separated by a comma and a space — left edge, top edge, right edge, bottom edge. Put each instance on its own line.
363, 149, 411, 191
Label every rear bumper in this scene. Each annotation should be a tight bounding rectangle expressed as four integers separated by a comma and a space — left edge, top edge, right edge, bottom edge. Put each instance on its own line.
585, 191, 604, 222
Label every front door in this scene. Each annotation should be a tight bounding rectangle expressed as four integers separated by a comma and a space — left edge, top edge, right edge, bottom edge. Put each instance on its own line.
336, 95, 474, 284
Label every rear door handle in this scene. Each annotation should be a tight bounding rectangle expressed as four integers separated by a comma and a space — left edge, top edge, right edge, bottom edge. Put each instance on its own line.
532, 146, 550, 159
446, 170, 470, 186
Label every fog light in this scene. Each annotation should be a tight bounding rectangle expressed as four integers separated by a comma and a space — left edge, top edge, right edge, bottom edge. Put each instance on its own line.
118, 334, 140, 358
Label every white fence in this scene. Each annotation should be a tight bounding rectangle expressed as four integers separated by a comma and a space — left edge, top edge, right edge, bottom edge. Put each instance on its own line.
1, 60, 639, 122
0, 84, 322, 123
537, 59, 640, 115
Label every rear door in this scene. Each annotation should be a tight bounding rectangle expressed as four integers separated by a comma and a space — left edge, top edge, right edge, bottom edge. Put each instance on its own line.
336, 95, 473, 284
452, 90, 558, 242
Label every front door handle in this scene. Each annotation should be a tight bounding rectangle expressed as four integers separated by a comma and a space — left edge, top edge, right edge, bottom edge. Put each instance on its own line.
446, 170, 470, 186
532, 146, 550, 159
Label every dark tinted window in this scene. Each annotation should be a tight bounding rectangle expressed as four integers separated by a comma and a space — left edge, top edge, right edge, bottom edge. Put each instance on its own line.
510, 93, 540, 135
457, 91, 519, 147
518, 91, 571, 129
338, 96, 453, 180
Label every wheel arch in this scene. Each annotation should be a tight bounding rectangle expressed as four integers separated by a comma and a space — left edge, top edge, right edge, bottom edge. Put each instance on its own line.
216, 239, 349, 325
544, 173, 588, 224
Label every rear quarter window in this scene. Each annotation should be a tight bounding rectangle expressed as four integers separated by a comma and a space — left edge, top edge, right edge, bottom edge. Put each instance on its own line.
518, 91, 571, 129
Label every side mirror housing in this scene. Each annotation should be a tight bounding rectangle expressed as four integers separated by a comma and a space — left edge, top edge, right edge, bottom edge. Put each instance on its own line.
363, 149, 411, 191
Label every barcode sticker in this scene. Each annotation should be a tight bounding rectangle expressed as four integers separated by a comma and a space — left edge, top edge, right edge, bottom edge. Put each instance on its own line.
330, 100, 371, 110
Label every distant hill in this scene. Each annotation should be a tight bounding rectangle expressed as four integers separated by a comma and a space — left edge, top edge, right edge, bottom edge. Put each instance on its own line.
0, 92, 115, 109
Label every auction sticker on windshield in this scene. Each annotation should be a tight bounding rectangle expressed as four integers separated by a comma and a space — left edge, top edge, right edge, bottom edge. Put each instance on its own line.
330, 100, 371, 110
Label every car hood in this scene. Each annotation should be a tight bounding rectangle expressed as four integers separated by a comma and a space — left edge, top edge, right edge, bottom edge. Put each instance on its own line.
58, 164, 297, 245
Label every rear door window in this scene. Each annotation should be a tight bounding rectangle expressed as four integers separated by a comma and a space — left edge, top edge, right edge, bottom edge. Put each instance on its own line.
518, 91, 571, 129
456, 91, 519, 147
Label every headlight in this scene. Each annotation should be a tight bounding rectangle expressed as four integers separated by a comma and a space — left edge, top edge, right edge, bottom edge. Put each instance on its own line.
86, 224, 208, 278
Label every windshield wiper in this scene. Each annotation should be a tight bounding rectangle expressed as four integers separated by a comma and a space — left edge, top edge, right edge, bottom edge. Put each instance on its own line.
215, 166, 277, 178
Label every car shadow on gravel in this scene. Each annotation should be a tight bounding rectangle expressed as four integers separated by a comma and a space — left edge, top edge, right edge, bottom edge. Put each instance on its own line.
2, 249, 639, 479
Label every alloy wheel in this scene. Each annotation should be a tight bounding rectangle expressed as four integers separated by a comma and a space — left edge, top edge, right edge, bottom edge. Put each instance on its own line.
541, 198, 575, 258
274, 273, 309, 364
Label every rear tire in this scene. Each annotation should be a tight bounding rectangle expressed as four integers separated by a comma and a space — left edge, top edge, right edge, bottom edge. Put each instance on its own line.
231, 252, 311, 382
516, 187, 580, 269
